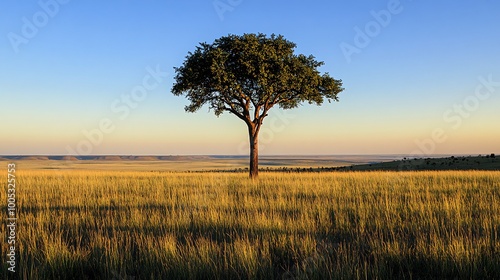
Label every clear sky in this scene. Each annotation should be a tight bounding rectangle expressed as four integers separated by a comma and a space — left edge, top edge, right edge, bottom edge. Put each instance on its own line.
1, 0, 499, 156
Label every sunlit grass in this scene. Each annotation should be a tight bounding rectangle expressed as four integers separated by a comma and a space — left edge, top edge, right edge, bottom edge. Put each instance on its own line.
1, 170, 499, 279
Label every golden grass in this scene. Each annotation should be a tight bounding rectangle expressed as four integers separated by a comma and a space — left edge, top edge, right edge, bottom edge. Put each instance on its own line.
1, 170, 499, 279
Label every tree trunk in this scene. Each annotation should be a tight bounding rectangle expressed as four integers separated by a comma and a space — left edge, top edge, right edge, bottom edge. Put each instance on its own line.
249, 128, 259, 179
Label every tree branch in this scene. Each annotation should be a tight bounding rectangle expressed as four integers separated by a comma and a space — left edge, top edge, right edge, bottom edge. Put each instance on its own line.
253, 104, 261, 123
223, 105, 248, 124
275, 89, 301, 104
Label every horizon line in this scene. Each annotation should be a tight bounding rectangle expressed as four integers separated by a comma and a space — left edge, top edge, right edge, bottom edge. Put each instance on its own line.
1, 153, 496, 157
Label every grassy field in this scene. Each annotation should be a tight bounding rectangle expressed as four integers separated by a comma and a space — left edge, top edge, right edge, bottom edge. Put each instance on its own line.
1, 170, 500, 279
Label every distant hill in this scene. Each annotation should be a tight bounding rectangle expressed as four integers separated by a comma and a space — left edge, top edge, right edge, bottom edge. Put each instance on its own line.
0, 155, 215, 161
61, 156, 79, 161
25, 156, 50, 160
336, 154, 500, 171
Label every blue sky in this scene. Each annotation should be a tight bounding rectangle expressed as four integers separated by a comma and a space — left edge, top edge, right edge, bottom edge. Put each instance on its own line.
1, 0, 499, 156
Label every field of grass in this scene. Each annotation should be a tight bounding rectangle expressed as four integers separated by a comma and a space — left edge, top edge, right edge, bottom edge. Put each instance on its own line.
2, 170, 500, 279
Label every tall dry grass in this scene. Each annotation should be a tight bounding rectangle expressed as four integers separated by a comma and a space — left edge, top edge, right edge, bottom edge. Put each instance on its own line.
1, 170, 499, 279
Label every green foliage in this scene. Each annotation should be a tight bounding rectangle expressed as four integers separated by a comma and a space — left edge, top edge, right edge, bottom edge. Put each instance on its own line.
172, 33, 343, 122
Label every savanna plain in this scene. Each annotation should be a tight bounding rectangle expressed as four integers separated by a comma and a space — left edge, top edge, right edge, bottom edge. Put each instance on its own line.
1, 166, 500, 279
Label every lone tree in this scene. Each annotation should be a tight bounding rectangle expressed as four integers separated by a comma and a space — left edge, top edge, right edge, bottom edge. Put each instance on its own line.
172, 33, 343, 178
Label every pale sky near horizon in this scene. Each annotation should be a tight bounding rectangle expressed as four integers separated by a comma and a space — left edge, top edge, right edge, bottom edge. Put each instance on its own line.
1, 0, 499, 156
